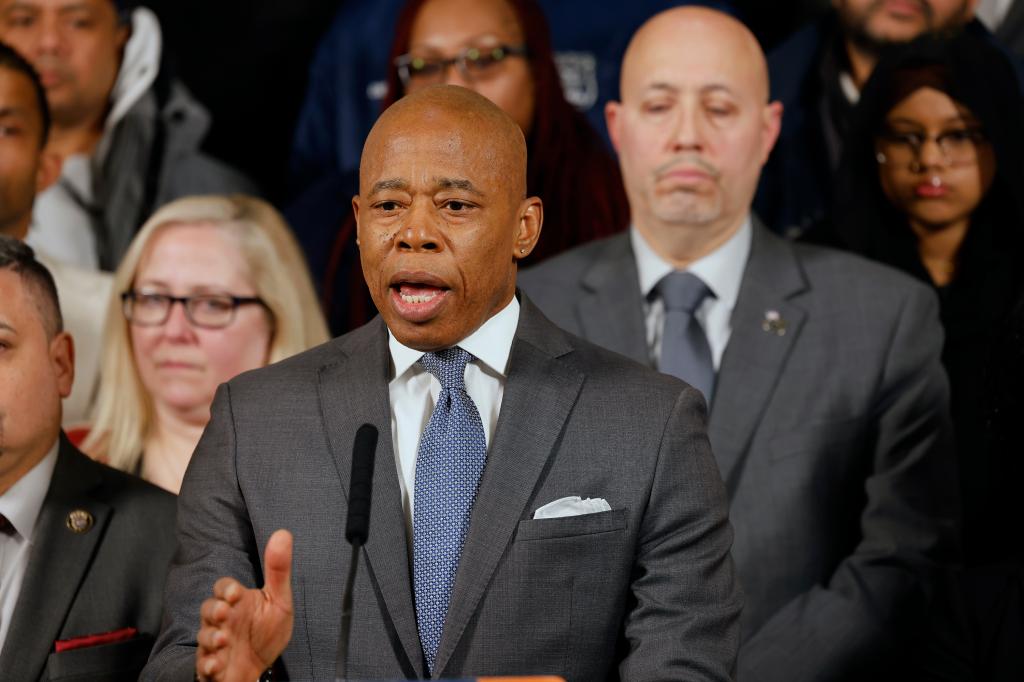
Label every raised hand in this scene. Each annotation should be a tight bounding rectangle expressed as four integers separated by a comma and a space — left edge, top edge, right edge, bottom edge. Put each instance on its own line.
196, 529, 295, 681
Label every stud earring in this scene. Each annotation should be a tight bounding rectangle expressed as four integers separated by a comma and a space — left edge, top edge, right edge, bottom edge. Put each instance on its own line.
875, 151, 887, 164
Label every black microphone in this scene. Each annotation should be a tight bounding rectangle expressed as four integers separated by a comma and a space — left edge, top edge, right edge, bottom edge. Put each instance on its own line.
336, 424, 378, 681
345, 424, 378, 545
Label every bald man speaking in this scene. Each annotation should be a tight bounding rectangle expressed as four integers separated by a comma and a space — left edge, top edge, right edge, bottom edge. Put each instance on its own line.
521, 7, 959, 681
143, 86, 741, 681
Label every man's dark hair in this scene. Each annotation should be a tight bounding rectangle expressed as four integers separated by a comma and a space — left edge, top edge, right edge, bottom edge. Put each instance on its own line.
0, 41, 50, 147
0, 236, 63, 336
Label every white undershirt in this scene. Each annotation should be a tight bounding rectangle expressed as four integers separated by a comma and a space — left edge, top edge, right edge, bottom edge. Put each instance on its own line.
387, 296, 519, 535
0, 440, 59, 655
631, 218, 751, 370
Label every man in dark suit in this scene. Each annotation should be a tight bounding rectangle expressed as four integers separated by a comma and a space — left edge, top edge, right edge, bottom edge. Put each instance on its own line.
519, 7, 959, 681
143, 85, 741, 681
0, 236, 176, 681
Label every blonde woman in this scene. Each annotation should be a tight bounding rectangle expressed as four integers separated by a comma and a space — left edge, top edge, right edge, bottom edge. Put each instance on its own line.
84, 195, 329, 493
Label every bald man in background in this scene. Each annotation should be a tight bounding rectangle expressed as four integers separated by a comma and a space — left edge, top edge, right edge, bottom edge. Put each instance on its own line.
520, 7, 960, 680
143, 84, 740, 682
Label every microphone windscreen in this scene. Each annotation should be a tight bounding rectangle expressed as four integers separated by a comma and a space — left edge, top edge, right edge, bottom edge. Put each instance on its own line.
345, 424, 378, 545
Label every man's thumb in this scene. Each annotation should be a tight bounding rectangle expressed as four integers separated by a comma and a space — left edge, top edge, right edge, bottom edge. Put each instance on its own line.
263, 529, 293, 605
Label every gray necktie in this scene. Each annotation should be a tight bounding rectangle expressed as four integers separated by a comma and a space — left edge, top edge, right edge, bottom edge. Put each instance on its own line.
656, 271, 716, 401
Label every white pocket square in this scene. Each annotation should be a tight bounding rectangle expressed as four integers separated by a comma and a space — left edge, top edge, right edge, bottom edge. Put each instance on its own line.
533, 496, 612, 520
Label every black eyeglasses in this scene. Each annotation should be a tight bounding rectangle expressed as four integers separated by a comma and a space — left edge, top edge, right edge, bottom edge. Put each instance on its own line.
875, 126, 987, 168
121, 291, 267, 329
394, 43, 528, 88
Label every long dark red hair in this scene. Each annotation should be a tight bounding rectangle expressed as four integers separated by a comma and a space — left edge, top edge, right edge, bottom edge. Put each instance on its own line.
324, 0, 630, 333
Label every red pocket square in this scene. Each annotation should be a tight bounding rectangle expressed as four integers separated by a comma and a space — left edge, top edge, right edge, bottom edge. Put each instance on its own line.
54, 626, 138, 653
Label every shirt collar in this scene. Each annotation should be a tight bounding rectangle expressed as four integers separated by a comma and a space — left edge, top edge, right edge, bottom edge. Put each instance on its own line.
0, 438, 59, 541
631, 217, 752, 310
388, 295, 521, 380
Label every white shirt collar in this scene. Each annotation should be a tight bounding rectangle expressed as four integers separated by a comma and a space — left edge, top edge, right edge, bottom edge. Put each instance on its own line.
388, 296, 521, 380
0, 439, 59, 541
631, 217, 752, 309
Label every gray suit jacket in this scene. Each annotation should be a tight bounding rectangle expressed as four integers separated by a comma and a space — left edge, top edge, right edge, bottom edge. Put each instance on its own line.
143, 298, 741, 681
0, 435, 177, 681
519, 224, 960, 681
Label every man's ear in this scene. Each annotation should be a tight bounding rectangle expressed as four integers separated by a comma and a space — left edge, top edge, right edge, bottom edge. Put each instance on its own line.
50, 331, 74, 399
605, 100, 623, 154
760, 100, 784, 164
115, 17, 131, 52
351, 195, 361, 247
35, 152, 62, 194
512, 196, 543, 261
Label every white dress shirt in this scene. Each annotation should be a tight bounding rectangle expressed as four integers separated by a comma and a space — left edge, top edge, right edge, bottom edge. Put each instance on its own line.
0, 440, 59, 654
631, 218, 751, 370
388, 296, 519, 533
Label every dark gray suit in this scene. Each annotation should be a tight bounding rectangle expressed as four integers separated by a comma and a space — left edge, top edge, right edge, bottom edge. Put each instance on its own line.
143, 298, 741, 681
0, 435, 177, 681
519, 224, 960, 680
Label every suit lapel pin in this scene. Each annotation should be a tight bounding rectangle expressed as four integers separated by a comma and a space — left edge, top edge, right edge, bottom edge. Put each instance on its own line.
761, 310, 787, 336
66, 509, 94, 534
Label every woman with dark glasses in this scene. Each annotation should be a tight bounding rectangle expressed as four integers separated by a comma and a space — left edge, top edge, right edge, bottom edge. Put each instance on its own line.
822, 31, 1024, 566
83, 196, 328, 493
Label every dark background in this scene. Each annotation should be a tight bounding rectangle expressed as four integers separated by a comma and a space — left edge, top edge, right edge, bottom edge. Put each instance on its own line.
145, 0, 831, 202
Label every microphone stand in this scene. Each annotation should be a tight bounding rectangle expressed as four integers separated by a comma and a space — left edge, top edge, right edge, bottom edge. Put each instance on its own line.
335, 423, 377, 682
336, 539, 363, 682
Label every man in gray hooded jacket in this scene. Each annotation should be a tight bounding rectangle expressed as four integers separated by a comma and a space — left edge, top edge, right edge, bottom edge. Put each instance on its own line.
0, 0, 254, 271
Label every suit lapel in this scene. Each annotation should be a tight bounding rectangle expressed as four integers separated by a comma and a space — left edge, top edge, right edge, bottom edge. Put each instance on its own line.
316, 319, 423, 672
0, 438, 110, 681
433, 299, 584, 677
576, 234, 650, 365
709, 222, 808, 491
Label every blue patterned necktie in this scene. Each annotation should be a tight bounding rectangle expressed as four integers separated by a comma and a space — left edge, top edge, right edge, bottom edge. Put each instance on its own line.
412, 346, 488, 674
656, 271, 716, 401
